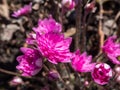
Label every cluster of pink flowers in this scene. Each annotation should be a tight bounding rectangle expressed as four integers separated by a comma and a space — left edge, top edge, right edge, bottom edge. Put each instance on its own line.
16, 16, 72, 76
91, 35, 120, 85
12, 0, 76, 18
16, 15, 116, 85
14, 1, 120, 86
71, 49, 113, 85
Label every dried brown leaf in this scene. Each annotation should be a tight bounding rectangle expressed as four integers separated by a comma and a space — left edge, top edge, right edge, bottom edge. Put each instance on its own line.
64, 27, 76, 37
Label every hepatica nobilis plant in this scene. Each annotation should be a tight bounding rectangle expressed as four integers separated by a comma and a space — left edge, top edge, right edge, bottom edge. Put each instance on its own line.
14, 1, 120, 86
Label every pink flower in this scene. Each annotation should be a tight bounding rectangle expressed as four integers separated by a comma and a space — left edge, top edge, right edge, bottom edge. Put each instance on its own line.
12, 3, 32, 17
102, 36, 120, 64
71, 50, 95, 72
62, 0, 76, 10
91, 63, 112, 85
33, 16, 62, 35
26, 16, 62, 44
16, 47, 43, 76
36, 32, 72, 64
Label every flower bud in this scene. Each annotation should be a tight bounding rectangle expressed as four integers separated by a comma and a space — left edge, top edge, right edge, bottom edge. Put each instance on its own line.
48, 70, 59, 81
84, 80, 89, 86
114, 66, 120, 74
9, 76, 23, 86
85, 1, 95, 13
62, 0, 76, 10
91, 63, 113, 85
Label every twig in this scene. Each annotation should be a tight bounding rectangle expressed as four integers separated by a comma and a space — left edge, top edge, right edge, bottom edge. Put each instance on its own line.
54, 64, 72, 90
43, 64, 49, 72
0, 68, 31, 78
59, 74, 72, 90
111, 11, 120, 30
61, 7, 64, 32
98, 0, 104, 53
110, 11, 120, 36
0, 67, 49, 85
82, 9, 87, 52
93, 52, 103, 62
64, 63, 73, 86
75, 0, 82, 50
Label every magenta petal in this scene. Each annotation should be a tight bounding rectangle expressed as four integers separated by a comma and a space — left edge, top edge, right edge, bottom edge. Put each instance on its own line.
102, 36, 120, 64
16, 48, 43, 76
20, 47, 32, 54
36, 32, 72, 64
33, 16, 62, 35
107, 54, 120, 64
71, 50, 95, 72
